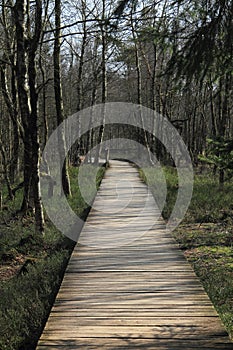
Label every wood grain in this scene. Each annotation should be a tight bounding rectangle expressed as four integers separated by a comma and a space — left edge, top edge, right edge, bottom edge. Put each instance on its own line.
37, 161, 232, 349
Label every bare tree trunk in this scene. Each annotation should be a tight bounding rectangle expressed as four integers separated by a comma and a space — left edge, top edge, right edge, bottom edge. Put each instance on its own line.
217, 73, 230, 186
76, 2, 87, 113
28, 0, 45, 234
0, 63, 20, 183
220, 73, 230, 137
131, 11, 153, 165
71, 1, 88, 162
87, 40, 98, 162
208, 76, 217, 137
0, 144, 13, 199
38, 47, 50, 175
54, 0, 71, 196
151, 43, 157, 112
94, 0, 107, 164
13, 0, 45, 233
14, 0, 32, 212
39, 48, 48, 151
1, 0, 20, 182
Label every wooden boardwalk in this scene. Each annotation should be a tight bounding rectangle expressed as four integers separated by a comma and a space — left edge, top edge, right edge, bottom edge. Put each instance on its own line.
37, 161, 232, 349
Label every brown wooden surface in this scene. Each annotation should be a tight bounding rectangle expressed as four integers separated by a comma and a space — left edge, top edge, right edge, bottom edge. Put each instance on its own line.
37, 161, 232, 349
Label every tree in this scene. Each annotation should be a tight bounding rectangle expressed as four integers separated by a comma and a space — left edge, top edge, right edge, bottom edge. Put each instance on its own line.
13, 0, 44, 233
0, 0, 232, 232
0, 0, 20, 183
94, 0, 108, 164
199, 137, 233, 187
166, 0, 233, 80
27, 0, 45, 233
53, 0, 71, 196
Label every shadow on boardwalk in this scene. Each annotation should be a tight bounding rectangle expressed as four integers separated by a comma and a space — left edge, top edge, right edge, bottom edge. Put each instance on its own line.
37, 161, 232, 349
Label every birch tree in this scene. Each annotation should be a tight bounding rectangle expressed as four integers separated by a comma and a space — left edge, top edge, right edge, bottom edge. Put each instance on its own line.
53, 0, 71, 196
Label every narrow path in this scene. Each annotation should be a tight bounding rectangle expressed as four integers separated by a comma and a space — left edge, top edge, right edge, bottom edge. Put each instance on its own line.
37, 161, 232, 349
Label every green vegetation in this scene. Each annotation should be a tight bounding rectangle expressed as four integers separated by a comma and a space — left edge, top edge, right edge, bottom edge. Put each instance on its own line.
68, 165, 105, 218
0, 165, 105, 350
199, 137, 233, 186
142, 166, 233, 339
139, 166, 179, 220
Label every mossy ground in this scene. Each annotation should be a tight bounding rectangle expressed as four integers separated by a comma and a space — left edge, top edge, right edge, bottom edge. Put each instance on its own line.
0, 164, 106, 350
141, 166, 233, 339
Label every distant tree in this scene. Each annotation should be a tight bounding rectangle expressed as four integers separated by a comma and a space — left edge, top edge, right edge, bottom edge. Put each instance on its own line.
94, 0, 108, 164
199, 137, 233, 187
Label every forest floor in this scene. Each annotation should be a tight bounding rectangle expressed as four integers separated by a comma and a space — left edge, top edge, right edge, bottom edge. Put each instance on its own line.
0, 163, 233, 349
141, 166, 233, 340
0, 165, 105, 350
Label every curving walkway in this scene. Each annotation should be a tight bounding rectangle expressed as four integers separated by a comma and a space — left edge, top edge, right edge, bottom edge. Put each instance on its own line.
37, 161, 232, 349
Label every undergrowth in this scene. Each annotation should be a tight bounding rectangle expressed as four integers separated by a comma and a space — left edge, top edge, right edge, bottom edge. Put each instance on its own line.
0, 164, 106, 350
141, 166, 233, 339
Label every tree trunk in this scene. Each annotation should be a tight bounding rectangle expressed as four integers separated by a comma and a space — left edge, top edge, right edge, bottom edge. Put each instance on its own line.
38, 46, 50, 175
14, 0, 45, 233
220, 72, 231, 137
94, 0, 107, 164
209, 76, 217, 137
131, 11, 153, 165
28, 0, 45, 234
54, 0, 71, 196
76, 9, 87, 113
87, 39, 99, 162
72, 5, 88, 163
0, 63, 20, 183
14, 0, 32, 212
0, 144, 13, 200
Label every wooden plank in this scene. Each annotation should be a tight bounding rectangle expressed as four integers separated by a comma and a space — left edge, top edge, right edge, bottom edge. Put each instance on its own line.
37, 160, 232, 349
38, 342, 233, 350
40, 325, 228, 338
